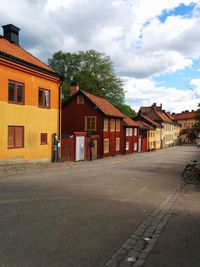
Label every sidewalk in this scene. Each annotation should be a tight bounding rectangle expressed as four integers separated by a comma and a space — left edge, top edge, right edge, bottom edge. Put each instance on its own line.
143, 184, 200, 267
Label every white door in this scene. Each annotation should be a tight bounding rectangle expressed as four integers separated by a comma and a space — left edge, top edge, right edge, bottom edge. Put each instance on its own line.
138, 136, 142, 152
75, 136, 85, 161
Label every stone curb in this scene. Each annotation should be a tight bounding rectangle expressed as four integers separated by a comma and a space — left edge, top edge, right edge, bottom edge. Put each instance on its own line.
104, 182, 187, 267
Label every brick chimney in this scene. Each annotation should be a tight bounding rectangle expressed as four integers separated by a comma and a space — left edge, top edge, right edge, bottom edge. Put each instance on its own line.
69, 82, 79, 96
2, 24, 20, 45
151, 103, 157, 111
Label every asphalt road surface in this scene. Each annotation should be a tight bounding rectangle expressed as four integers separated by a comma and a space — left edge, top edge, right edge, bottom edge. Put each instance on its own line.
0, 145, 198, 267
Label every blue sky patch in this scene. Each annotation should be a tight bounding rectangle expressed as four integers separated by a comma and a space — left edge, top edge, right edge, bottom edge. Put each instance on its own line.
159, 3, 195, 23
155, 59, 200, 90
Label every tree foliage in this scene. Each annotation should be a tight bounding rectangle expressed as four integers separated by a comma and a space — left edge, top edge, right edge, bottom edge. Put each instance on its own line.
178, 126, 199, 143
115, 103, 136, 118
195, 103, 200, 130
48, 50, 125, 105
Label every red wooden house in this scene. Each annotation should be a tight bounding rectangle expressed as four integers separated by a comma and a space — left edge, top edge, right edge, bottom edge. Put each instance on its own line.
62, 85, 125, 160
137, 121, 153, 152
122, 117, 139, 154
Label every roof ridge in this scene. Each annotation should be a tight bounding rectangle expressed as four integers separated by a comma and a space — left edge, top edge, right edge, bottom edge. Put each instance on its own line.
82, 90, 125, 118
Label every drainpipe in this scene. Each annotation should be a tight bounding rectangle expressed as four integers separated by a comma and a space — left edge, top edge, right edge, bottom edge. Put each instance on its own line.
101, 117, 104, 158
57, 77, 64, 162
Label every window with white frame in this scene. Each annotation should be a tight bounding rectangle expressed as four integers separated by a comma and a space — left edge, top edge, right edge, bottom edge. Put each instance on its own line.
116, 119, 120, 132
110, 119, 115, 132
104, 139, 109, 154
126, 141, 129, 151
134, 142, 137, 151
115, 138, 120, 151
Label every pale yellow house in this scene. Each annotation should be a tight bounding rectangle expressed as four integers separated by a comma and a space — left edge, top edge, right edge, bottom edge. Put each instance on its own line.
134, 114, 162, 150
138, 104, 176, 148
173, 111, 196, 143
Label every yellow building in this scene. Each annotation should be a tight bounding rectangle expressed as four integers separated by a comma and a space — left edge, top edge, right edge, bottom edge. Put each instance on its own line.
134, 114, 161, 150
147, 129, 156, 150
0, 24, 61, 161
173, 111, 196, 143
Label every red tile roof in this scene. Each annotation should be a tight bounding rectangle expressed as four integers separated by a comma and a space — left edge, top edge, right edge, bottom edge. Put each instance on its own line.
0, 36, 54, 72
173, 112, 196, 120
141, 115, 161, 127
155, 111, 173, 123
138, 121, 154, 130
165, 113, 174, 120
140, 107, 151, 114
83, 91, 125, 118
123, 117, 139, 127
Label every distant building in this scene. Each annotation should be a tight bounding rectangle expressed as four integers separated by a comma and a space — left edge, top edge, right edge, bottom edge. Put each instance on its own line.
122, 117, 139, 154
172, 111, 196, 143
137, 103, 180, 148
134, 114, 162, 150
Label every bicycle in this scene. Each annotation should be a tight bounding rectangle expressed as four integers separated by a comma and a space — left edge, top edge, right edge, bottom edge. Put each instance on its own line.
181, 160, 200, 184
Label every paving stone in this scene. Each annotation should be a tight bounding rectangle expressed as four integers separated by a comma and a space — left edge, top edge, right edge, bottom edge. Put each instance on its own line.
105, 259, 119, 267
104, 182, 185, 267
122, 242, 133, 251
133, 259, 145, 267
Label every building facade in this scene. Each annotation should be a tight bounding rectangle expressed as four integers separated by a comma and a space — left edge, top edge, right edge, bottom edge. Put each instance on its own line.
138, 103, 177, 148
173, 111, 196, 143
0, 24, 61, 161
122, 117, 139, 154
62, 86, 125, 159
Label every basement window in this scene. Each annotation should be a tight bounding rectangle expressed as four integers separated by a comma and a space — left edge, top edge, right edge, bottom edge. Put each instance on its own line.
40, 133, 48, 145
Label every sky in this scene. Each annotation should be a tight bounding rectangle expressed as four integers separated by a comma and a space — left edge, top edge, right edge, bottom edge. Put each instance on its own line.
1, 0, 200, 113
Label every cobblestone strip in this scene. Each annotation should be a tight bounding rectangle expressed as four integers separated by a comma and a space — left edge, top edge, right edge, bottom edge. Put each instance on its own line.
104, 182, 187, 267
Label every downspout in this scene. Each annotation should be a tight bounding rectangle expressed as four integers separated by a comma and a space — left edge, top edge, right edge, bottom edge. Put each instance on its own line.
124, 126, 126, 154
101, 117, 104, 158
58, 77, 64, 162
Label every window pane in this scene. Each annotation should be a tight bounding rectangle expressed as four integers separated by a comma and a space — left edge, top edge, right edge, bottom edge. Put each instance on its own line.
8, 81, 15, 102
126, 141, 129, 151
87, 118, 90, 130
44, 90, 50, 107
17, 84, 23, 103
91, 118, 95, 130
15, 127, 23, 148
8, 126, 14, 148
103, 119, 108, 131
38, 90, 43, 106
104, 139, 109, 153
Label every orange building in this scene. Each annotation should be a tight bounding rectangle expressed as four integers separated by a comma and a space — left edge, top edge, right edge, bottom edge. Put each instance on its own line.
0, 24, 62, 162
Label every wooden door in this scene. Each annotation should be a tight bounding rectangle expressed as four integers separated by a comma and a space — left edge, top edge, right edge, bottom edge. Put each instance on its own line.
92, 140, 98, 159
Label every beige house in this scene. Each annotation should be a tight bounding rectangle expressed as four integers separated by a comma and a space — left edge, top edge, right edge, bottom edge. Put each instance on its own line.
138, 103, 179, 148
134, 114, 162, 150
172, 111, 196, 143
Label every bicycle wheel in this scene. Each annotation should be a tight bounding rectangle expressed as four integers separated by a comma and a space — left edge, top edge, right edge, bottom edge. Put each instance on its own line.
181, 167, 196, 184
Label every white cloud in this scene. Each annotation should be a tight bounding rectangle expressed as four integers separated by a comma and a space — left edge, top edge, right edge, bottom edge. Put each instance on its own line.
1, 0, 200, 112
124, 77, 200, 112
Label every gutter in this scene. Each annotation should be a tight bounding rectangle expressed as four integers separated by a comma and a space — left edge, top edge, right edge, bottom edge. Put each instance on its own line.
0, 51, 61, 79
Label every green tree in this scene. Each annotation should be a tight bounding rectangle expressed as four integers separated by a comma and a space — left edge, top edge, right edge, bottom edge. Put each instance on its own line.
115, 103, 136, 118
48, 50, 124, 105
195, 104, 200, 130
